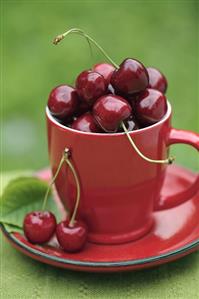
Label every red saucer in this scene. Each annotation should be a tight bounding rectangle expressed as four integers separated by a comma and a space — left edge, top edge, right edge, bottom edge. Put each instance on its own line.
2, 164, 199, 272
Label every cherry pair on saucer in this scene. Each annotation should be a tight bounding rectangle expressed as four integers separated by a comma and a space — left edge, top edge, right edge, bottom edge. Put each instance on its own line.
4, 164, 199, 273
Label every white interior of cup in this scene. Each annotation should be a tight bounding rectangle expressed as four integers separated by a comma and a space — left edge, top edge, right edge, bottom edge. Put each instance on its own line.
46, 101, 172, 136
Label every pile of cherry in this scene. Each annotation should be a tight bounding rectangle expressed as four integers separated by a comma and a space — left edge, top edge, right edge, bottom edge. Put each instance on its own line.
48, 59, 168, 133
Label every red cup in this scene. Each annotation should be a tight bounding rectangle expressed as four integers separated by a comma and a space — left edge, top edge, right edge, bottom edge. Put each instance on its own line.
46, 102, 199, 244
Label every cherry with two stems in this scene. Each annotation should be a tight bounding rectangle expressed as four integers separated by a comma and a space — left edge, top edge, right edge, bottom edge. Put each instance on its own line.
24, 148, 87, 251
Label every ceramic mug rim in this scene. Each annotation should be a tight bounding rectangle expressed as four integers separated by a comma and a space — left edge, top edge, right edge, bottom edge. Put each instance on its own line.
46, 100, 172, 137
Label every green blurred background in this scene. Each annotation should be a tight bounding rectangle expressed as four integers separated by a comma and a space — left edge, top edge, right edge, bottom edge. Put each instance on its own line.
1, 0, 199, 171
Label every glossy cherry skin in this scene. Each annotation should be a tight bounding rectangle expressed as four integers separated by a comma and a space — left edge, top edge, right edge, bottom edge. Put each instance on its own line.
75, 70, 107, 106
135, 88, 167, 126
93, 63, 115, 85
147, 67, 168, 94
93, 95, 132, 132
71, 112, 102, 133
23, 211, 56, 244
48, 85, 79, 119
56, 219, 88, 252
111, 58, 149, 95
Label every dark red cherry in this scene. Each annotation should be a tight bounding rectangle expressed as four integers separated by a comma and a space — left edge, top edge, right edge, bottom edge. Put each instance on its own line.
135, 88, 167, 126
93, 95, 132, 132
48, 85, 79, 119
56, 219, 88, 252
147, 67, 168, 94
93, 63, 115, 85
71, 112, 102, 133
111, 58, 149, 95
75, 70, 106, 105
23, 211, 56, 244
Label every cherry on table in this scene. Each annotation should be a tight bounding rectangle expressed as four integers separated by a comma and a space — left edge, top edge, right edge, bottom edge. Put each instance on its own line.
135, 88, 167, 126
75, 70, 107, 106
93, 63, 115, 85
71, 112, 102, 133
23, 211, 56, 244
93, 94, 132, 132
111, 58, 149, 95
147, 67, 168, 94
56, 219, 88, 252
48, 85, 79, 120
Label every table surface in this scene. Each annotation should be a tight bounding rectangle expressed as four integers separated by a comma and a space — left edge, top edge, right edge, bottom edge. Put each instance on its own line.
1, 171, 199, 299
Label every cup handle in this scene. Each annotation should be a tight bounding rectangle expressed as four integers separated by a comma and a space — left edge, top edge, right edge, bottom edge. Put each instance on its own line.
155, 128, 199, 210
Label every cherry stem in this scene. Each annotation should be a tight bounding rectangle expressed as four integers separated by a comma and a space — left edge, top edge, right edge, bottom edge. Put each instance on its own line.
42, 148, 81, 227
42, 155, 65, 211
53, 28, 119, 69
121, 122, 175, 165
65, 158, 81, 228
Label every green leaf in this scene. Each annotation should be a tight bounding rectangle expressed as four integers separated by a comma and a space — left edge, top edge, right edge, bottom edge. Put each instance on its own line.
0, 170, 32, 196
0, 176, 61, 231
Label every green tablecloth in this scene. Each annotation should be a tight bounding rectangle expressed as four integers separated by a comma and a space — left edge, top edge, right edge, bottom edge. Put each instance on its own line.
1, 172, 199, 299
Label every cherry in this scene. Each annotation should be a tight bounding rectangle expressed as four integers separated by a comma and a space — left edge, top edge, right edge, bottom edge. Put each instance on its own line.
135, 88, 167, 126
75, 70, 107, 105
111, 58, 149, 95
147, 67, 168, 94
23, 211, 56, 244
93, 63, 115, 85
56, 219, 88, 252
48, 85, 79, 119
71, 112, 102, 133
93, 95, 132, 132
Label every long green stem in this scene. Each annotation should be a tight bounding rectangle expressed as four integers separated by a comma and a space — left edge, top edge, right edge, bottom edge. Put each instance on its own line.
65, 159, 81, 228
121, 122, 175, 164
42, 155, 65, 210
53, 28, 119, 68
42, 148, 81, 227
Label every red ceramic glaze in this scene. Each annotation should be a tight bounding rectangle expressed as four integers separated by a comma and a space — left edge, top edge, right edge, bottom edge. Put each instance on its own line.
46, 102, 199, 245
2, 165, 199, 272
